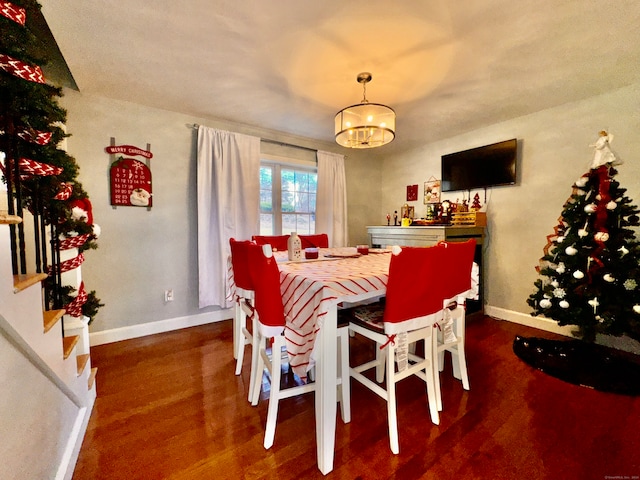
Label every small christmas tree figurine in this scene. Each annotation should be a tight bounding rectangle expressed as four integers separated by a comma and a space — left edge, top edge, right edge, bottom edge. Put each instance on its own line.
471, 193, 482, 211
527, 131, 640, 342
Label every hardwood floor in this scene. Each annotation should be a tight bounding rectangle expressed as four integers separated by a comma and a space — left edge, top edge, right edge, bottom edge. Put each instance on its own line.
73, 316, 640, 480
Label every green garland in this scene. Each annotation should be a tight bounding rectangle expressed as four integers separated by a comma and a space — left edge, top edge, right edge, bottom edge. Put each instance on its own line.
1, 0, 103, 317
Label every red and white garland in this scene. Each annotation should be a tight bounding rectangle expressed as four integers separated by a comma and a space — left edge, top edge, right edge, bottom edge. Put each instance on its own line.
64, 282, 88, 318
0, 1, 25, 25
59, 233, 92, 250
48, 252, 85, 275
0, 52, 45, 84
17, 127, 53, 145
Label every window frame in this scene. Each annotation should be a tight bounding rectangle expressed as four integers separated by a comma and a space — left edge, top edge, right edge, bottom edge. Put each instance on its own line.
260, 153, 317, 236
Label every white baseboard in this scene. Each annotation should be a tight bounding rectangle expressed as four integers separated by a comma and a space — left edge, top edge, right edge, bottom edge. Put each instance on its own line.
484, 305, 577, 338
59, 403, 90, 480
89, 309, 233, 346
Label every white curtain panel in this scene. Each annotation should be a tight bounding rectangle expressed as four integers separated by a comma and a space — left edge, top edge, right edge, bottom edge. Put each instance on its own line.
197, 126, 260, 308
316, 150, 348, 247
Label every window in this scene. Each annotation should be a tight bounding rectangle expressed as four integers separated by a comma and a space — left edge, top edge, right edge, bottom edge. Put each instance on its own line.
260, 160, 317, 235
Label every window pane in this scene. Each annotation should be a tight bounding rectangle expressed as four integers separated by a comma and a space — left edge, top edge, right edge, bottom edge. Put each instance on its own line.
260, 166, 273, 215
282, 213, 296, 233
259, 166, 273, 234
296, 214, 312, 234
260, 213, 274, 235
295, 171, 309, 191
281, 191, 295, 212
260, 191, 272, 212
281, 169, 294, 190
260, 166, 272, 189
296, 192, 309, 212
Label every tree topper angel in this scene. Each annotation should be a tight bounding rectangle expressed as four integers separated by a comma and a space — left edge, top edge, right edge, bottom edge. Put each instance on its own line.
590, 130, 622, 169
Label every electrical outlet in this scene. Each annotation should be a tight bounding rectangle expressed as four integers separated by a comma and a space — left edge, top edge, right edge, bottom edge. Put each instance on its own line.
164, 289, 174, 302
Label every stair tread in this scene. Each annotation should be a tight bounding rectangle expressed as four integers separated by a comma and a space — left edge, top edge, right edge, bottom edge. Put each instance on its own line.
76, 353, 90, 375
13, 272, 48, 293
0, 213, 22, 225
63, 335, 79, 359
43, 309, 66, 333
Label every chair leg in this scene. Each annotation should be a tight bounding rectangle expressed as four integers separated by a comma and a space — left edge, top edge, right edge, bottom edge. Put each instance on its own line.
247, 314, 260, 402
432, 330, 443, 412
235, 337, 245, 376
251, 333, 266, 407
264, 336, 283, 450
424, 333, 440, 425
451, 343, 470, 390
385, 345, 400, 454
233, 303, 241, 360
375, 344, 385, 383
337, 328, 351, 423
452, 310, 470, 390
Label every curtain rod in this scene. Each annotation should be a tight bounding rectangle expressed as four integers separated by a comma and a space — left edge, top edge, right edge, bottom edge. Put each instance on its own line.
260, 138, 317, 153
189, 123, 318, 153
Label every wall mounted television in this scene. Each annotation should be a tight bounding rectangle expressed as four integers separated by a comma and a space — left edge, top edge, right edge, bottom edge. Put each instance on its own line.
441, 138, 518, 192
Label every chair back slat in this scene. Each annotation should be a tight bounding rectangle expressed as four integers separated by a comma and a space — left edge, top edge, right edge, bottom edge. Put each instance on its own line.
247, 244, 286, 336
383, 244, 447, 333
439, 239, 477, 301
229, 238, 255, 291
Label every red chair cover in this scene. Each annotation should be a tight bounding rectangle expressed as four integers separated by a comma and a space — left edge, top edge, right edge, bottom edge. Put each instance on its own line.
247, 244, 286, 337
438, 239, 476, 301
229, 238, 255, 291
299, 233, 329, 248
252, 235, 290, 251
383, 245, 447, 334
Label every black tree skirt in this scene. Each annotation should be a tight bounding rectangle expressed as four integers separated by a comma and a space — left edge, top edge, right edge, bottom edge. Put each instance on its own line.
513, 336, 640, 396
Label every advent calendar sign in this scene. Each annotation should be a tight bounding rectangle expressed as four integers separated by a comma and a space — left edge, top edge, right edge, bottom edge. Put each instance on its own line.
106, 143, 153, 207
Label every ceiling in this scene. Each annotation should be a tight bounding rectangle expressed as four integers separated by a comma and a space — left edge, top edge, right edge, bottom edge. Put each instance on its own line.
39, 0, 640, 153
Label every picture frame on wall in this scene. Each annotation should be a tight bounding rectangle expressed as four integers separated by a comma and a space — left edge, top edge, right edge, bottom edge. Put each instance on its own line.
406, 184, 418, 202
424, 177, 441, 204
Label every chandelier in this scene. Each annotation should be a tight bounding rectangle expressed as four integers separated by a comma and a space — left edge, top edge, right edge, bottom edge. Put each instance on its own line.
335, 72, 396, 149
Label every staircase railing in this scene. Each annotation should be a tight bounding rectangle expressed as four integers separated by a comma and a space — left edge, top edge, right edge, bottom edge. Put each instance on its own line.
2, 154, 64, 313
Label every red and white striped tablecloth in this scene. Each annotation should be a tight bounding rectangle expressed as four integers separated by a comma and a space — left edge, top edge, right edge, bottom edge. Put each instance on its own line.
277, 248, 392, 377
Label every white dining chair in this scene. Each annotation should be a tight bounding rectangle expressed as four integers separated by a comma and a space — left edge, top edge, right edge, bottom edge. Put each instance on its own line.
347, 244, 445, 454
247, 243, 351, 449
229, 238, 259, 403
433, 239, 477, 411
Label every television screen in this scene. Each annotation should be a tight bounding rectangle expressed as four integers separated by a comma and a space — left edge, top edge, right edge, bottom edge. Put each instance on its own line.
441, 138, 517, 192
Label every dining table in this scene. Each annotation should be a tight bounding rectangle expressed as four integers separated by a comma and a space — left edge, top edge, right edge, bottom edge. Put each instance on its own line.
275, 246, 392, 475
226, 244, 478, 474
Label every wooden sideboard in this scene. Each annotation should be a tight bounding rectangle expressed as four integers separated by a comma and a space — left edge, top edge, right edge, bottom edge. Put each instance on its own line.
366, 225, 485, 317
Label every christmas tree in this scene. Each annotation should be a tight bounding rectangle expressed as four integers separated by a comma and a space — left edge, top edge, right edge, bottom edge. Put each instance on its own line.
1, 0, 102, 321
527, 132, 640, 343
